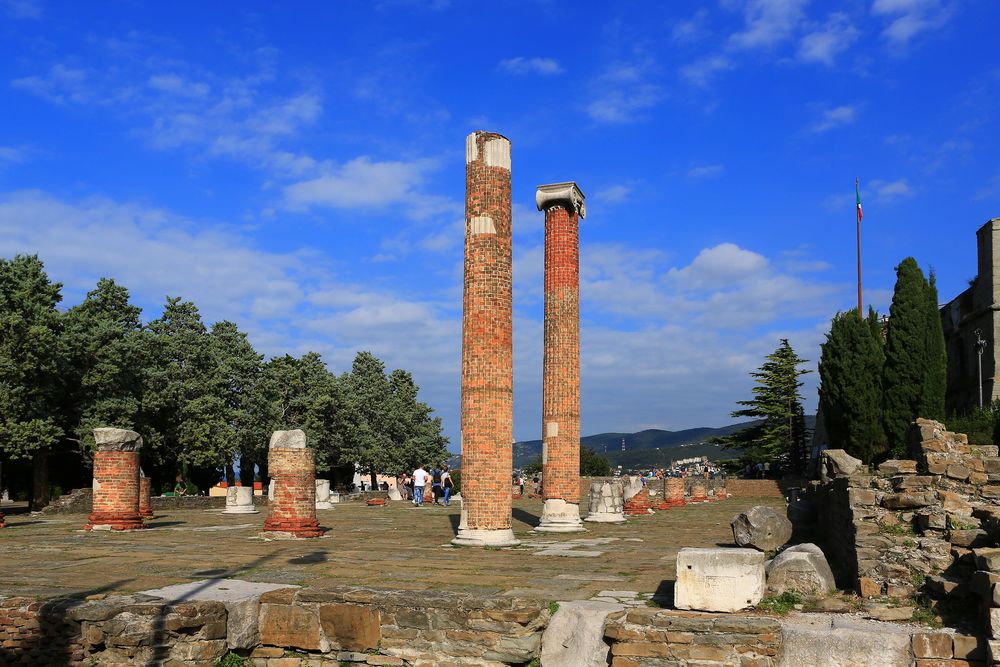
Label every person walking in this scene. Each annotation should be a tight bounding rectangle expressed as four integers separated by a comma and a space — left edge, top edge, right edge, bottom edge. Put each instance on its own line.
441, 465, 453, 506
431, 465, 444, 505
412, 464, 429, 507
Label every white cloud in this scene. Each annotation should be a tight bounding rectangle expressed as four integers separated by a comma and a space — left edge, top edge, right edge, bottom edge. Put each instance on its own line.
586, 62, 661, 123
595, 184, 632, 204
687, 163, 725, 179
4, 0, 41, 19
871, 0, 951, 47
667, 243, 769, 290
497, 57, 564, 76
799, 12, 861, 65
807, 105, 857, 133
283, 156, 456, 219
0, 147, 24, 163
672, 9, 710, 43
729, 0, 809, 51
870, 178, 914, 201
679, 55, 733, 87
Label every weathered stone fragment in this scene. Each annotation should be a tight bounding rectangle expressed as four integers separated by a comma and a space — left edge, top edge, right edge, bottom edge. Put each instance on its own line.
879, 460, 918, 475
541, 599, 623, 667
822, 449, 863, 478
882, 492, 936, 509
674, 547, 765, 612
731, 506, 793, 551
765, 543, 836, 595
269, 429, 307, 449
319, 603, 380, 651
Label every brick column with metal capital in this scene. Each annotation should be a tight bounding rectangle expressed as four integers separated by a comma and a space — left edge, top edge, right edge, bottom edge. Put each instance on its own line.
85, 428, 145, 531
262, 429, 325, 538
535, 182, 586, 533
453, 130, 519, 547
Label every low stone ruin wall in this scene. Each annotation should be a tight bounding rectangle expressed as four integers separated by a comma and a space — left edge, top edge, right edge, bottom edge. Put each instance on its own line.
604, 608, 781, 666
41, 488, 270, 515
725, 479, 784, 498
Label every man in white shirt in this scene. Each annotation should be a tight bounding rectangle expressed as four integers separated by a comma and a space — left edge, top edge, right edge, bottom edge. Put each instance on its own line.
412, 464, 430, 506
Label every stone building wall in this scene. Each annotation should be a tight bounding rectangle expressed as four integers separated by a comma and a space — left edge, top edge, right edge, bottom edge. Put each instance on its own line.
940, 217, 1000, 415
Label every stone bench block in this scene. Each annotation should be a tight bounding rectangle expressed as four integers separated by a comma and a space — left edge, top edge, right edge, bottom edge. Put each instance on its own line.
674, 547, 765, 613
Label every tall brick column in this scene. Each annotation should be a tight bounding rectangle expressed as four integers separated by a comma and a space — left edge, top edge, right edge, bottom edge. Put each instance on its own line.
84, 428, 145, 531
453, 130, 519, 547
262, 430, 325, 538
535, 182, 586, 533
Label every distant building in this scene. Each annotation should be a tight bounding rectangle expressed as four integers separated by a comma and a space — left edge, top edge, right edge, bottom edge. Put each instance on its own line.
941, 218, 1000, 414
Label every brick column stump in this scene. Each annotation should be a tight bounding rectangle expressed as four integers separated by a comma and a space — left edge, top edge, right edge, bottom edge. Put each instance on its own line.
453, 131, 520, 548
584, 479, 626, 523
535, 182, 587, 534
716, 487, 729, 500
139, 475, 154, 518
262, 430, 325, 539
84, 428, 145, 531
0, 512, 5, 529
657, 477, 687, 509
689, 483, 709, 503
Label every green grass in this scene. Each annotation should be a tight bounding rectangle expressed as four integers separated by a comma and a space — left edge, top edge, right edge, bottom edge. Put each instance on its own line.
879, 522, 914, 536
911, 572, 926, 588
757, 591, 803, 615
548, 601, 560, 615
213, 653, 247, 667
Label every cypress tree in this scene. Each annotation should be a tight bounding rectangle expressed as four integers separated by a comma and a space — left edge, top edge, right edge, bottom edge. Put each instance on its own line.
883, 257, 931, 455
921, 271, 947, 420
819, 309, 886, 463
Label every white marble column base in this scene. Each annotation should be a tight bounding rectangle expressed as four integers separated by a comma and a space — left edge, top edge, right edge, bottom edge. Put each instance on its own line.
535, 498, 586, 533
452, 527, 521, 547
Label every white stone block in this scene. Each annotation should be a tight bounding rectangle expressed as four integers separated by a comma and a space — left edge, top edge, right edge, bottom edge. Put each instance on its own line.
674, 547, 765, 612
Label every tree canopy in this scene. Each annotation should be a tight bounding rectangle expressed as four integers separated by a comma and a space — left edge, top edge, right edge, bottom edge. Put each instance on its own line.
0, 254, 449, 503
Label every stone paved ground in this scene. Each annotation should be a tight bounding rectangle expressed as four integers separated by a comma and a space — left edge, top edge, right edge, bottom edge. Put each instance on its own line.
0, 496, 784, 603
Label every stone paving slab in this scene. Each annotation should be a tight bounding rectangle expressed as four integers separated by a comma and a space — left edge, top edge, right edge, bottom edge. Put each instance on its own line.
0, 495, 785, 603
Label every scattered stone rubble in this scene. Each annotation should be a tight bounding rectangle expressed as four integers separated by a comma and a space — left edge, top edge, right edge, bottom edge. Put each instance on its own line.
732, 506, 794, 551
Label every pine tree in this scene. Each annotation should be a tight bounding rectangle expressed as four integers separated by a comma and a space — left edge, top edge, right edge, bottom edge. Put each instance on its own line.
883, 258, 933, 455
63, 278, 145, 455
388, 368, 449, 473
0, 255, 65, 508
819, 309, 886, 463
341, 352, 395, 488
921, 271, 947, 420
209, 321, 264, 486
141, 297, 228, 481
714, 339, 810, 468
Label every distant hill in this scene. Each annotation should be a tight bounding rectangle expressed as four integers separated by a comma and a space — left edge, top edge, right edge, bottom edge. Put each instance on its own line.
447, 416, 816, 470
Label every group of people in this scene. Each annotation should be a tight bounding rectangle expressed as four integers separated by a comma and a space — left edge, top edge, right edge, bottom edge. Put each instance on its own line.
398, 464, 453, 507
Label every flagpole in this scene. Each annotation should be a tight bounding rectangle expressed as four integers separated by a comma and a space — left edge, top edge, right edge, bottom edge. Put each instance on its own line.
856, 177, 863, 316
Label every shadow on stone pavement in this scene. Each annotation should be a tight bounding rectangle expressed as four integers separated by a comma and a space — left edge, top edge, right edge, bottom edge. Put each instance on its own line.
512, 507, 540, 526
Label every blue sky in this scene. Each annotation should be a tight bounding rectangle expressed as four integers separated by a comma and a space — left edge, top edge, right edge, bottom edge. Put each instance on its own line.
1, 0, 998, 450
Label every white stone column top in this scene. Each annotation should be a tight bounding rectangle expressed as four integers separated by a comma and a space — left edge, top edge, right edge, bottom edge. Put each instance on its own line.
269, 429, 307, 449
93, 428, 143, 452
536, 182, 586, 218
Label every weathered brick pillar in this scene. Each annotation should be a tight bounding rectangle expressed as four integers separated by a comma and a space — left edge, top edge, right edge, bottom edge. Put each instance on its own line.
138, 474, 153, 518
535, 182, 586, 533
659, 477, 686, 508
689, 482, 709, 503
453, 130, 519, 547
84, 428, 145, 531
262, 430, 324, 538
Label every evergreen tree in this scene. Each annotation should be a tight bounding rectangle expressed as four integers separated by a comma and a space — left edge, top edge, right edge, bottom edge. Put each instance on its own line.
63, 278, 145, 455
818, 309, 886, 463
209, 321, 264, 486
341, 352, 395, 488
921, 271, 947, 421
713, 339, 810, 468
252, 352, 344, 481
0, 255, 65, 508
141, 297, 228, 479
883, 258, 933, 455
388, 369, 449, 473
580, 446, 612, 476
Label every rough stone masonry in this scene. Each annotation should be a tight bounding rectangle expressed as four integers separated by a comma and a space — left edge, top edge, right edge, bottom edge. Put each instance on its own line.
84, 427, 145, 531
536, 181, 587, 533
454, 130, 519, 547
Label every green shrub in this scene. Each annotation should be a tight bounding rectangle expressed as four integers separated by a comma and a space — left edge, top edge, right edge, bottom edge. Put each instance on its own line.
758, 591, 803, 615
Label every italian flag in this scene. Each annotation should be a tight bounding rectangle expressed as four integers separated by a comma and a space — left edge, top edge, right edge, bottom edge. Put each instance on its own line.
856, 178, 863, 223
